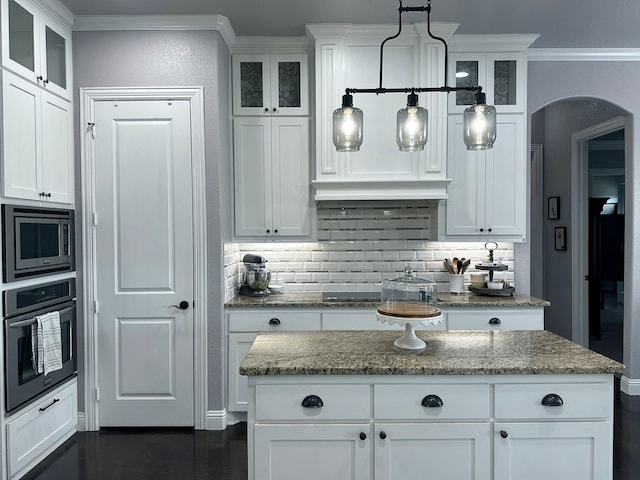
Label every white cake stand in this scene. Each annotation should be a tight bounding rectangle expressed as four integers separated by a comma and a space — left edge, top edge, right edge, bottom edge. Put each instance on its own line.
376, 312, 444, 350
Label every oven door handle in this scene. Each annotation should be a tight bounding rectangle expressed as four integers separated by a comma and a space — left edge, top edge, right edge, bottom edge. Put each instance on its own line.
9, 305, 75, 328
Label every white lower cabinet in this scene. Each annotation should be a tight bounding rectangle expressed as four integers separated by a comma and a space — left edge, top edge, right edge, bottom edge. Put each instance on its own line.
6, 379, 77, 479
375, 423, 491, 480
254, 424, 371, 480
247, 376, 614, 480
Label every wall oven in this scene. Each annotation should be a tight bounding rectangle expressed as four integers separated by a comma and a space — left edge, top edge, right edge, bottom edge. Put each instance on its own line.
2, 204, 74, 282
3, 278, 77, 413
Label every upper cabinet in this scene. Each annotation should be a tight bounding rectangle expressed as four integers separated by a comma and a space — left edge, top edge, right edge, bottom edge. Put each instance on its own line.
440, 34, 538, 242
232, 54, 308, 116
308, 24, 456, 201
448, 51, 527, 114
1, 70, 74, 204
1, 0, 73, 100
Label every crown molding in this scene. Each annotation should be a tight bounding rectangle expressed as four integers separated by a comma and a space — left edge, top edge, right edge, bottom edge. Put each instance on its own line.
528, 48, 640, 61
449, 34, 540, 52
232, 36, 310, 54
34, 0, 74, 28
72, 15, 236, 48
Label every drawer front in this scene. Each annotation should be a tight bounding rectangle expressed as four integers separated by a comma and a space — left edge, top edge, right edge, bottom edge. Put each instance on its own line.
375, 384, 491, 420
323, 310, 446, 331
7, 380, 78, 477
228, 310, 321, 332
494, 383, 611, 420
255, 384, 371, 421
446, 308, 543, 331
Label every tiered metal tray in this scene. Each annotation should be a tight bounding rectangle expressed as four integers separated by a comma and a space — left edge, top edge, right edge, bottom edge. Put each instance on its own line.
470, 262, 515, 297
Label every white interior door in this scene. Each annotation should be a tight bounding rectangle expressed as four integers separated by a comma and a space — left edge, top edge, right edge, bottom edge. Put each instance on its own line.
94, 98, 194, 426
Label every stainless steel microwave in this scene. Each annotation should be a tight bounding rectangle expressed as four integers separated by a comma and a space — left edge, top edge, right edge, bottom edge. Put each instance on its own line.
2, 205, 75, 282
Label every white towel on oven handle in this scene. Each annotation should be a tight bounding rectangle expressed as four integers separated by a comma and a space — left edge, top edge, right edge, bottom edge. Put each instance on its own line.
31, 311, 63, 376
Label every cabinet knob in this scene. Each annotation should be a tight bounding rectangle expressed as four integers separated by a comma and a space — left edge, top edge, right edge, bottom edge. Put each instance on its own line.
272, 107, 277, 112
379, 431, 387, 440
541, 393, 564, 407
37, 75, 44, 82
46, 192, 51, 198
489, 317, 501, 325
266, 229, 271, 234
479, 228, 484, 233
488, 228, 492, 232
39, 192, 46, 197
268, 317, 281, 326
301, 394, 323, 408
359, 432, 367, 441
264, 108, 269, 112
421, 394, 444, 408
43, 78, 49, 85
500, 430, 509, 439
273, 229, 278, 234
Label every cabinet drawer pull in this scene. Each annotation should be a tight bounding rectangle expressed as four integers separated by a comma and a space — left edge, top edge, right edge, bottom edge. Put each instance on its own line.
379, 431, 387, 440
541, 393, 564, 407
268, 318, 281, 326
489, 317, 501, 325
359, 432, 367, 440
500, 430, 509, 439
301, 395, 323, 408
39, 398, 60, 412
421, 394, 444, 408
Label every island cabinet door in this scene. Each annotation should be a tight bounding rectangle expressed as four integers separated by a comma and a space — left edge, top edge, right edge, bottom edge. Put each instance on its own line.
374, 423, 491, 480
254, 424, 371, 480
494, 422, 612, 480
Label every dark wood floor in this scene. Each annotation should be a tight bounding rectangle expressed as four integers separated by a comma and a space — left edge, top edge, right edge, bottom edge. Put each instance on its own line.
20, 389, 640, 480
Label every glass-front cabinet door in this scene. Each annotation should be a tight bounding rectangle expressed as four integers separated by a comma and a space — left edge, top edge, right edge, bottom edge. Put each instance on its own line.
448, 52, 525, 113
233, 54, 308, 116
1, 0, 72, 99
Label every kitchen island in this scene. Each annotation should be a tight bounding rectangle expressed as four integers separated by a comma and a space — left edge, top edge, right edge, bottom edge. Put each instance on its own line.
240, 330, 623, 480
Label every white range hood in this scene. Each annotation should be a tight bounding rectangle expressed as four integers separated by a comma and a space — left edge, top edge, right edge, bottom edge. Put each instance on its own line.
312, 179, 451, 201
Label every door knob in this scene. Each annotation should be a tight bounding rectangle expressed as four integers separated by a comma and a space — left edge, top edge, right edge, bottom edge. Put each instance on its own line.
169, 301, 190, 310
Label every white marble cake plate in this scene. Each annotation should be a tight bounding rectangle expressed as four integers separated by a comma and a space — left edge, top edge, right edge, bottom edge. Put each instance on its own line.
376, 312, 444, 350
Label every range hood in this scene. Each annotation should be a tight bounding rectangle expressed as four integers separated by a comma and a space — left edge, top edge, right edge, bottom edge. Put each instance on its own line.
312, 178, 452, 201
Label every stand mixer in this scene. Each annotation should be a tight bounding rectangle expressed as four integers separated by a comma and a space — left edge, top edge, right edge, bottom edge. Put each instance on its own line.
239, 254, 271, 297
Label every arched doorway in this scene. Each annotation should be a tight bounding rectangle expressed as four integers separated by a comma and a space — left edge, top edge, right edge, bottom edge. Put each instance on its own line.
530, 98, 627, 364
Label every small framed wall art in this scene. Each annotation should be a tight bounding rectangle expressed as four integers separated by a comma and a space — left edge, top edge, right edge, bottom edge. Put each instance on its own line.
548, 196, 560, 220
554, 226, 567, 251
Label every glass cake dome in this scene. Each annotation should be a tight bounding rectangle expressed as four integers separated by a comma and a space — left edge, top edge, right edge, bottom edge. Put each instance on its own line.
378, 266, 439, 319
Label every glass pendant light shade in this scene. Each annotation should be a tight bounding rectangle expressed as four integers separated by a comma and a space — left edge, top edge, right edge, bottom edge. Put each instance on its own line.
463, 92, 496, 150
333, 93, 363, 152
396, 92, 428, 152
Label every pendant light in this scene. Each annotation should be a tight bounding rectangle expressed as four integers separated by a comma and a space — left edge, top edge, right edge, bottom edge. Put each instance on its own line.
463, 92, 497, 150
332, 0, 496, 153
396, 92, 428, 152
333, 93, 363, 152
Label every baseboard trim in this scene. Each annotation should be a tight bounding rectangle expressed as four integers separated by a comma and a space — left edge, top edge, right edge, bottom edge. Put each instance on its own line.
77, 412, 87, 432
206, 409, 228, 430
620, 376, 640, 395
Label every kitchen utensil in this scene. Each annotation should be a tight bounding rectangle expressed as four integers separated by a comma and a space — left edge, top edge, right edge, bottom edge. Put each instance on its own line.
452, 257, 459, 273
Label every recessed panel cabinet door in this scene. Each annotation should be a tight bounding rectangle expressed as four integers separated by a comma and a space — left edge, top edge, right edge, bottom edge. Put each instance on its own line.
41, 91, 73, 203
494, 422, 612, 480
375, 423, 491, 480
255, 424, 371, 480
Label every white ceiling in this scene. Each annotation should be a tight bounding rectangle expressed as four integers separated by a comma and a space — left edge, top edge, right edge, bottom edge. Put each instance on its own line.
57, 0, 640, 48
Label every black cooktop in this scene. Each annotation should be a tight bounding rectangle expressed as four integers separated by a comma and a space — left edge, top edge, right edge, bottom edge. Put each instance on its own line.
321, 291, 381, 302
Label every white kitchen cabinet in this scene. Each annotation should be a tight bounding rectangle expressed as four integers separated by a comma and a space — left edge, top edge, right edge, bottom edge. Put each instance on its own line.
1, 0, 72, 100
375, 423, 491, 480
232, 54, 308, 116
493, 380, 613, 479
6, 379, 77, 479
307, 24, 454, 200
247, 375, 615, 480
447, 51, 527, 114
446, 308, 543, 331
444, 114, 526, 241
254, 424, 371, 480
233, 117, 310, 237
227, 310, 321, 412
1, 69, 73, 204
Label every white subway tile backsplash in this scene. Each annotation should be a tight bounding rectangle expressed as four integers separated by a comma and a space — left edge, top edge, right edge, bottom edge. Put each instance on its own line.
224, 201, 515, 296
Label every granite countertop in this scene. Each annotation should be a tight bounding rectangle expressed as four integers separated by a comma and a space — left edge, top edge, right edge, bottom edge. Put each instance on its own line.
225, 291, 550, 308
239, 330, 623, 376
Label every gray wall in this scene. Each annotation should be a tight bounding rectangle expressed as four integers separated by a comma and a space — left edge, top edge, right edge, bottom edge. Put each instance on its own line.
528, 61, 640, 382
72, 30, 232, 414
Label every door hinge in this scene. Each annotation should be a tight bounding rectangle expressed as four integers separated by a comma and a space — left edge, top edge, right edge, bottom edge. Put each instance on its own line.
95, 387, 100, 402
93, 300, 99, 313
87, 122, 96, 139
92, 212, 98, 227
